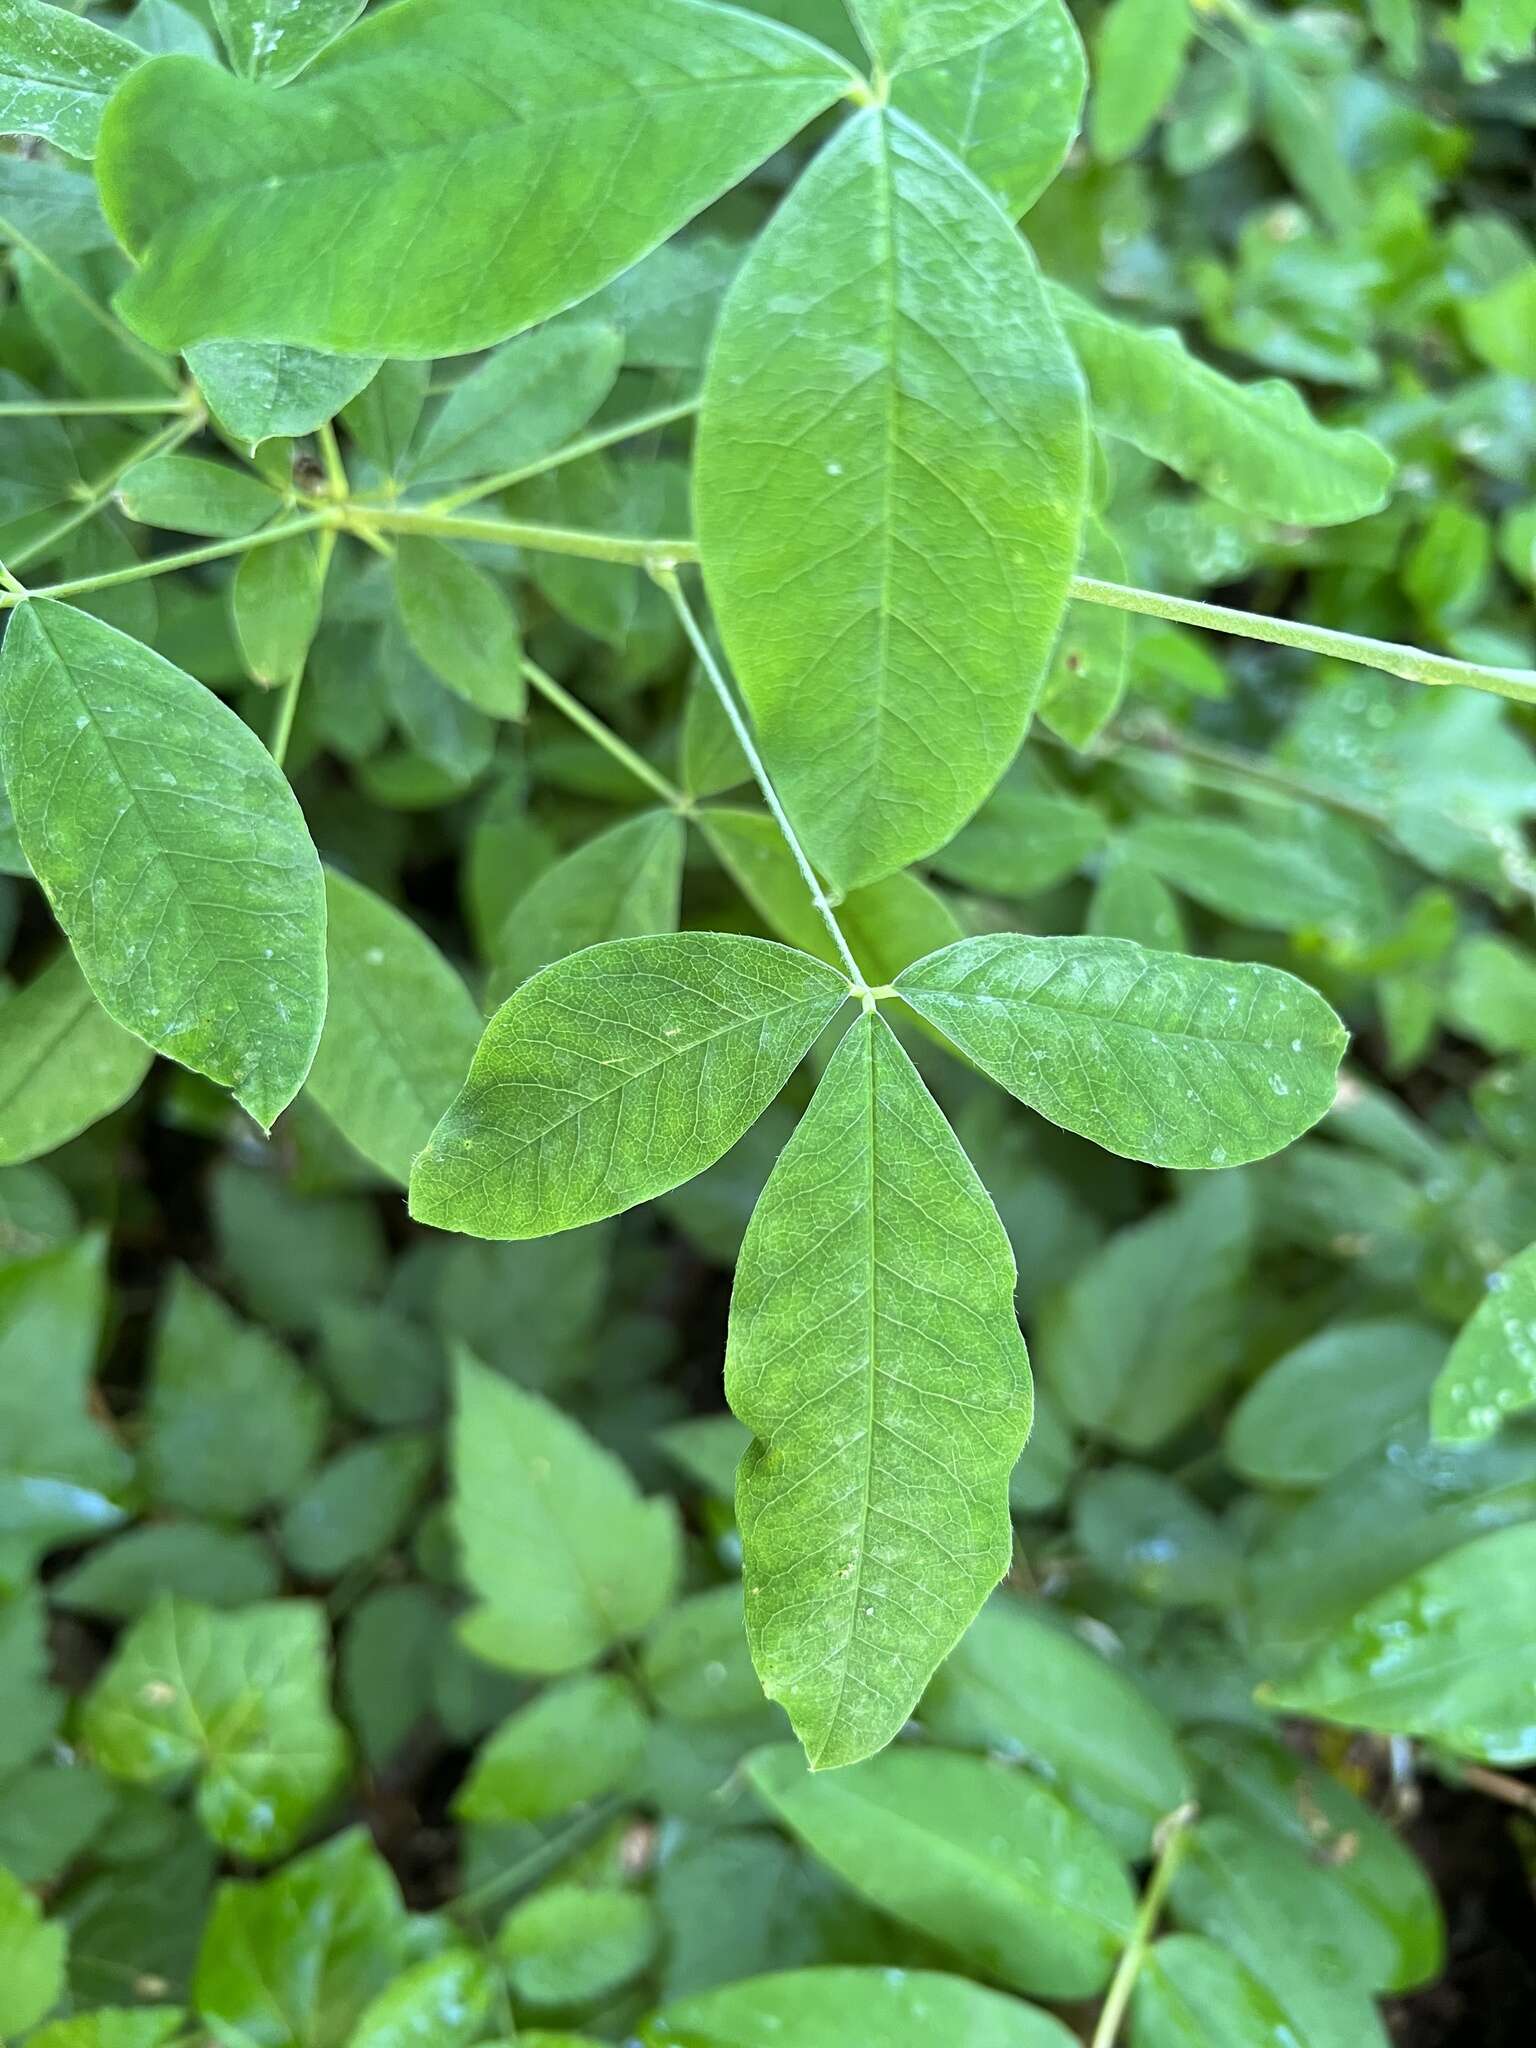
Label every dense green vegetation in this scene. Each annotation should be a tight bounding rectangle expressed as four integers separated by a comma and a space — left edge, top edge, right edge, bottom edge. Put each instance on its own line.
1, 0, 1534, 2040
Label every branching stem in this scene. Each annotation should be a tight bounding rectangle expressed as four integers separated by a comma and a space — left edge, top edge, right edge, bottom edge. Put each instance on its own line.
523, 656, 688, 811
427, 393, 701, 513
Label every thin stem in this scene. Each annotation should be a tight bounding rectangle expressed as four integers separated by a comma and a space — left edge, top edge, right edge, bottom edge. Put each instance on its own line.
1069, 575, 1536, 708
450, 1802, 620, 1927
428, 394, 701, 513
1091, 1803, 1198, 2048
269, 672, 304, 769
316, 419, 349, 499
5, 412, 203, 574
0, 209, 180, 391
0, 512, 336, 610
358, 504, 690, 565
0, 395, 191, 418
522, 658, 687, 810
653, 564, 867, 991
1073, 718, 1392, 831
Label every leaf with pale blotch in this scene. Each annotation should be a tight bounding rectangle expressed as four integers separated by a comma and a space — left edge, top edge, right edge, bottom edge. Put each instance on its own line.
0, 950, 152, 1166
210, 0, 363, 83
0, 0, 142, 157
697, 105, 1086, 892
1431, 1243, 1536, 1443
308, 869, 481, 1187
897, 934, 1346, 1169
1049, 285, 1394, 525
96, 0, 857, 357
0, 602, 326, 1130
847, 0, 1050, 74
731, 1011, 1031, 1769
890, 0, 1084, 217
412, 933, 848, 1240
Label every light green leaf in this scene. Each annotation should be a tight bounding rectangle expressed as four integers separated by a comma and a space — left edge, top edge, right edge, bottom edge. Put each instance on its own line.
115, 453, 284, 538
232, 533, 324, 689
1038, 520, 1130, 749
1264, 1522, 1536, 1764
409, 322, 624, 487
1432, 1242, 1536, 1441
188, 341, 379, 449
696, 105, 1086, 892
1049, 286, 1394, 524
80, 1595, 351, 1861
898, 934, 1346, 1169
0, 0, 142, 157
96, 0, 856, 357
143, 1268, 326, 1519
1132, 1935, 1347, 2048
702, 807, 962, 982
643, 1968, 1081, 2048
348, 1951, 496, 2048
928, 774, 1108, 899
497, 1885, 657, 2009
277, 1433, 433, 1579
642, 1583, 767, 1722
1041, 1175, 1253, 1448
1445, 935, 1536, 1056
748, 1744, 1134, 1997
210, 0, 363, 82
730, 1011, 1031, 1769
491, 810, 685, 1000
0, 601, 326, 1129
922, 1597, 1192, 1857
308, 868, 481, 1185
1089, 0, 1193, 162
0, 948, 152, 1165
1228, 1319, 1447, 1486
455, 1674, 647, 1823
394, 539, 523, 719
413, 932, 847, 1240
1088, 851, 1187, 953
193, 1829, 411, 2048
890, 0, 1085, 217
847, 0, 1045, 73
27, 2010, 187, 2048
453, 1351, 681, 1672
0, 1865, 66, 2036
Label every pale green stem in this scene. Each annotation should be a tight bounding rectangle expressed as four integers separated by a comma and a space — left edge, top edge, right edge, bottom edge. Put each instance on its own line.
0, 210, 180, 391
1090, 1804, 1198, 2048
654, 564, 868, 992
522, 657, 687, 810
5, 412, 203, 574
269, 671, 304, 769
357, 503, 689, 565
1072, 719, 1392, 831
316, 418, 349, 499
427, 394, 702, 514
0, 395, 191, 418
1070, 574, 1536, 707
0, 511, 336, 610
0, 563, 26, 600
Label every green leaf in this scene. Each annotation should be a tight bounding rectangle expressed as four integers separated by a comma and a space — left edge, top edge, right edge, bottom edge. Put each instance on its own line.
408, 322, 624, 488
143, 1269, 326, 1519
1089, 0, 1193, 162
0, 1865, 66, 2037
897, 934, 1346, 1169
394, 539, 524, 719
889, 0, 1085, 218
1132, 1935, 1348, 2048
0, 601, 327, 1130
1038, 520, 1130, 749
452, 1351, 681, 1672
1432, 1242, 1536, 1441
1264, 1522, 1536, 1764
193, 1829, 411, 2048
747, 1744, 1135, 1997
0, 1581, 60, 1776
0, 948, 152, 1165
1228, 1319, 1448, 1486
348, 1951, 496, 2048
701, 807, 963, 981
847, 0, 1052, 72
210, 0, 363, 82
26, 2009, 185, 2048
413, 932, 847, 1240
928, 774, 1109, 899
491, 811, 685, 1000
308, 868, 481, 1185
232, 533, 324, 689
0, 0, 142, 157
455, 1674, 647, 1824
278, 1433, 434, 1580
1074, 1467, 1240, 1608
1088, 851, 1187, 951
1041, 1176, 1253, 1449
1124, 809, 1391, 948
343, 361, 430, 478
1048, 286, 1394, 524
730, 1011, 1031, 1769
1445, 935, 1536, 1056
80, 1595, 351, 1861
497, 1885, 657, 2008
696, 105, 1086, 892
55, 1522, 279, 1620
115, 453, 284, 538
188, 341, 380, 449
96, 0, 856, 357
644, 1967, 1081, 2048
921, 1597, 1192, 1857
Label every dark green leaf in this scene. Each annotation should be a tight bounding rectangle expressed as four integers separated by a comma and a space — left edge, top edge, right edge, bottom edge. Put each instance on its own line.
491, 810, 685, 999
1228, 1319, 1447, 1486
395, 539, 524, 719
409, 322, 623, 487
